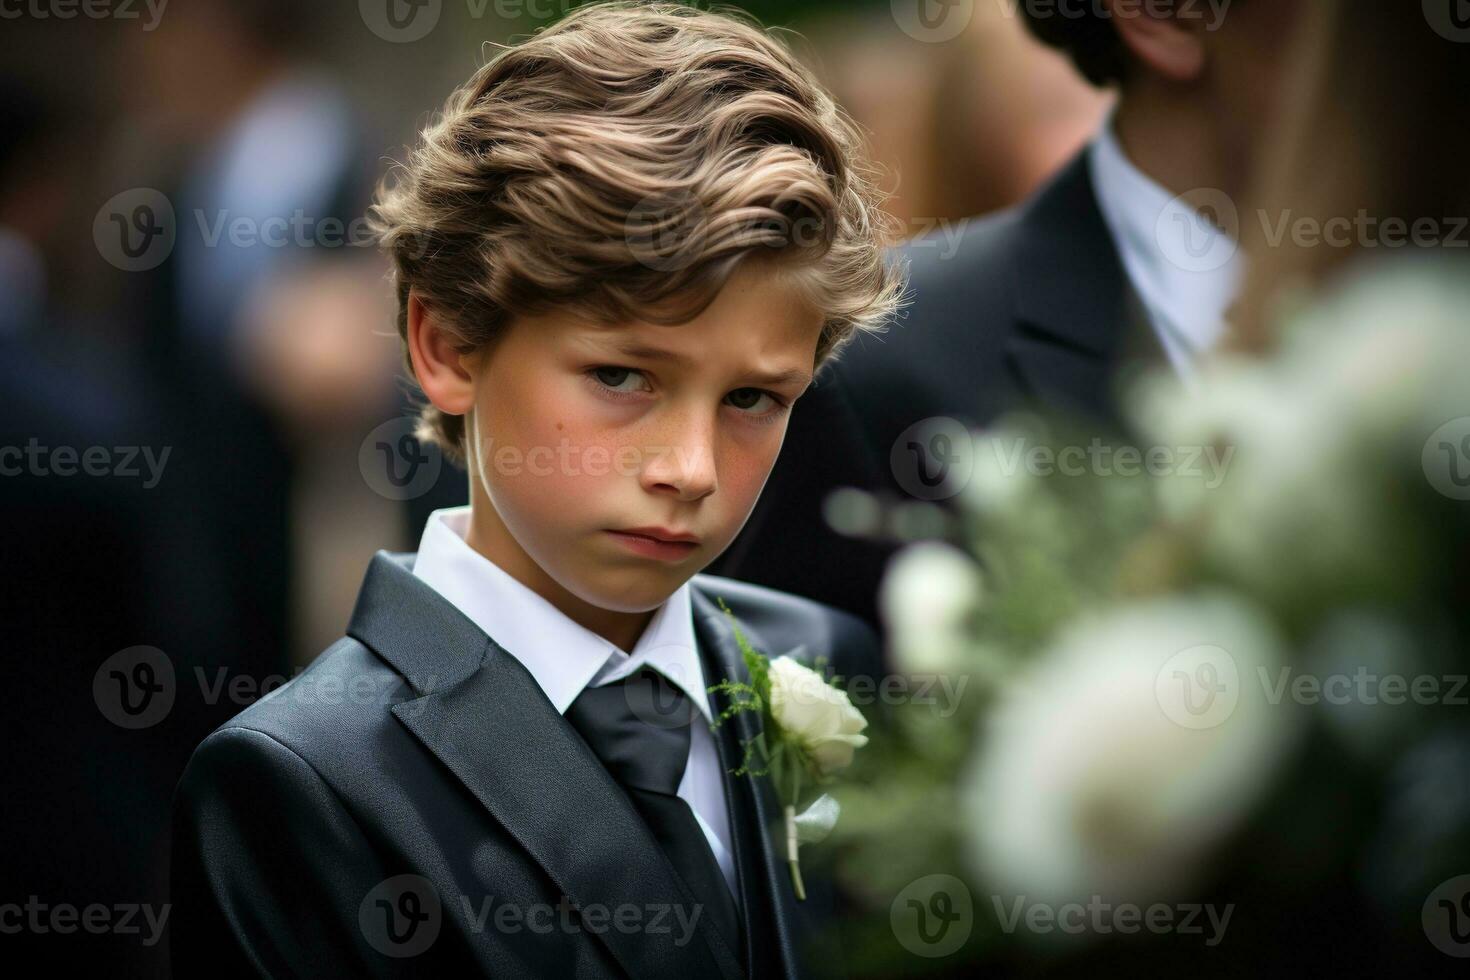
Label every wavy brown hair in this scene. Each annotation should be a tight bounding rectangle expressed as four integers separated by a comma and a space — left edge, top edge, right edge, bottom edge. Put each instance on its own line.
369, 1, 906, 464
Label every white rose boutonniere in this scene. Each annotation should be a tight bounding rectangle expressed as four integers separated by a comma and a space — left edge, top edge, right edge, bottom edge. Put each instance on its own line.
709, 598, 869, 900
767, 656, 870, 775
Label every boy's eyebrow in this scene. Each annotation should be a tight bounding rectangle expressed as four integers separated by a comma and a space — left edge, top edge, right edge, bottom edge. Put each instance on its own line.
605, 340, 813, 388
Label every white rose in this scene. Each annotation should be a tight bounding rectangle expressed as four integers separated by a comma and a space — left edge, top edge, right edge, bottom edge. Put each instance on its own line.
879, 541, 982, 676
961, 593, 1301, 908
767, 656, 869, 777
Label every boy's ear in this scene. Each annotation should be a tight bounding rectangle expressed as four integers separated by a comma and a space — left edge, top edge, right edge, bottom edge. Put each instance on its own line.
1104, 0, 1207, 83
406, 288, 477, 418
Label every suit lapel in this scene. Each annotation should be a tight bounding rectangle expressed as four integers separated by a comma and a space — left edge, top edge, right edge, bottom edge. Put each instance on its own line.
348, 551, 742, 980
691, 585, 837, 980
1004, 152, 1160, 429
699, 630, 774, 978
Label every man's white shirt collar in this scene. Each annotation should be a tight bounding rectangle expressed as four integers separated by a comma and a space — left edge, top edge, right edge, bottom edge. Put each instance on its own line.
1087, 112, 1243, 382
409, 506, 713, 723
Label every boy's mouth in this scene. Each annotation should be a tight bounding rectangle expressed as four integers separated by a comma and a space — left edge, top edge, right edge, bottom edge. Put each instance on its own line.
604, 528, 701, 561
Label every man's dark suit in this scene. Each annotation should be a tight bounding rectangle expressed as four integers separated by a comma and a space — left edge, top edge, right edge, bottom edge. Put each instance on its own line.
712, 152, 1159, 630
169, 551, 880, 979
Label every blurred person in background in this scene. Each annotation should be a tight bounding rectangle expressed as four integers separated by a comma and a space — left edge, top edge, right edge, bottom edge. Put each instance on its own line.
111, 0, 423, 667
714, 0, 1305, 632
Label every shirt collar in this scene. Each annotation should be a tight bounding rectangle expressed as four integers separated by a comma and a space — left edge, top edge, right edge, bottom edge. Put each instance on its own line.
410, 506, 712, 723
1086, 112, 1243, 379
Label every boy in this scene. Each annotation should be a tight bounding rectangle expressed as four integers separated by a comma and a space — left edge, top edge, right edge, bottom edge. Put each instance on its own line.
168, 3, 903, 978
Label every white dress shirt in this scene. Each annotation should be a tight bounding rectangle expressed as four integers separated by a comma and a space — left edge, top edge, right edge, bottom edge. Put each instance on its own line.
1087, 113, 1243, 383
410, 506, 737, 897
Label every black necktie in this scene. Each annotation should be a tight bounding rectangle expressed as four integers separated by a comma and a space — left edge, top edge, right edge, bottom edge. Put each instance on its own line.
565, 668, 743, 961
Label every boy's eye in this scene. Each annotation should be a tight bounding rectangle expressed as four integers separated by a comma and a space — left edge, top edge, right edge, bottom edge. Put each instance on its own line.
726, 387, 780, 414
590, 366, 651, 394
586, 366, 787, 420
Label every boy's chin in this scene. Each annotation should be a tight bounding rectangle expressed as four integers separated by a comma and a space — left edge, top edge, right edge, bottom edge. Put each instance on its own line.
569, 565, 698, 614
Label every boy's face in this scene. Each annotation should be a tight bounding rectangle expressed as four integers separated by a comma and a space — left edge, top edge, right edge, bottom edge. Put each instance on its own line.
465, 259, 825, 614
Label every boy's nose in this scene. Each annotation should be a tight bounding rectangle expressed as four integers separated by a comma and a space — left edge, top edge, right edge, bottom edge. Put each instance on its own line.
639, 411, 717, 501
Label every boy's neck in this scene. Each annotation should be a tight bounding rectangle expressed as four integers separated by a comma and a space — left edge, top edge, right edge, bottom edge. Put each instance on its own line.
461, 491, 657, 656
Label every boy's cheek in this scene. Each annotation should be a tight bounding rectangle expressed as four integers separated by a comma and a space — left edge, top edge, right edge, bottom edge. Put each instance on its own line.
715, 448, 781, 523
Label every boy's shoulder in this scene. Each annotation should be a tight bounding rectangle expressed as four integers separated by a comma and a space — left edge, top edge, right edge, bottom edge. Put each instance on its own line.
191, 551, 464, 756
190, 632, 409, 771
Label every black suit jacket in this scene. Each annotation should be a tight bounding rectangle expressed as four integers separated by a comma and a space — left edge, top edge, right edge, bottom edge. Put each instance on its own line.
169, 551, 881, 979
712, 151, 1160, 630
